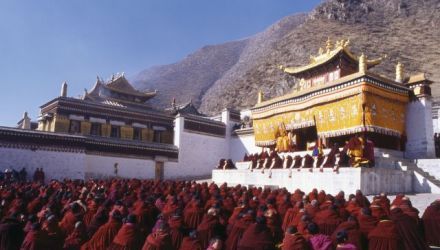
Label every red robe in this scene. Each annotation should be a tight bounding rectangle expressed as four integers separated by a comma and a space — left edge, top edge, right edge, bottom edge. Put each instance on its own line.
81, 218, 122, 250
20, 229, 48, 250
179, 237, 203, 250
108, 223, 143, 250
225, 217, 253, 250
141, 231, 173, 250
368, 220, 401, 250
330, 221, 361, 250
168, 217, 184, 249
422, 201, 440, 246
183, 203, 204, 229
63, 227, 88, 250
196, 215, 220, 249
59, 211, 80, 235
390, 208, 429, 250
281, 233, 310, 250
313, 209, 342, 236
237, 223, 275, 250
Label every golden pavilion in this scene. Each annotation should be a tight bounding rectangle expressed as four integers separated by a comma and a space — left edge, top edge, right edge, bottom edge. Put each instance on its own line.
251, 39, 432, 151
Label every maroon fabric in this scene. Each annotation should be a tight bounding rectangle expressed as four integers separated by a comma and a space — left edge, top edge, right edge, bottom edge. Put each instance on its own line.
330, 221, 361, 250
196, 215, 220, 249
368, 220, 401, 250
80, 219, 122, 250
390, 208, 429, 250
141, 231, 173, 250
63, 227, 87, 250
0, 218, 25, 250
225, 217, 253, 250
168, 217, 184, 249
20, 229, 48, 250
179, 237, 203, 250
280, 233, 310, 250
313, 209, 342, 236
108, 223, 143, 250
237, 223, 275, 250
422, 201, 440, 246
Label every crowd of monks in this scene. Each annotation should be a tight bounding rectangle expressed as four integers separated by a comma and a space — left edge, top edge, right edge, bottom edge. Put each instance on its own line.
239, 135, 376, 173
0, 178, 439, 250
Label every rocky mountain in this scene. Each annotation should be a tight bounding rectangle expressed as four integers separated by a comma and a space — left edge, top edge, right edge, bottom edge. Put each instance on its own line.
133, 0, 440, 115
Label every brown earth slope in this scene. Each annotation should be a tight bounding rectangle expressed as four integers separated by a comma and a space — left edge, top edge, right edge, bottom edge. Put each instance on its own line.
134, 0, 440, 114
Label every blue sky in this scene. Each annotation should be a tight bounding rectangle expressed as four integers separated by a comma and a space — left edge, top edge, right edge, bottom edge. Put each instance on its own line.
0, 0, 321, 126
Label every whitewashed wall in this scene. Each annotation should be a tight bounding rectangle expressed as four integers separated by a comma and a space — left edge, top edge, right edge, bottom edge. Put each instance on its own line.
166, 115, 229, 179
85, 154, 156, 179
0, 146, 85, 181
230, 133, 258, 162
406, 98, 435, 158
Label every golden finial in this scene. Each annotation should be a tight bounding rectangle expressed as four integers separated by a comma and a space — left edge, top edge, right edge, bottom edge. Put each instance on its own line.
396, 61, 404, 83
343, 39, 350, 48
326, 37, 332, 53
318, 47, 324, 55
359, 53, 367, 73
257, 90, 264, 104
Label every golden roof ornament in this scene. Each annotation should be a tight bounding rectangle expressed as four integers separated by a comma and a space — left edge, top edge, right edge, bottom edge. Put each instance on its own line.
326, 37, 333, 54
359, 53, 367, 73
396, 61, 404, 83
257, 90, 264, 104
318, 47, 324, 55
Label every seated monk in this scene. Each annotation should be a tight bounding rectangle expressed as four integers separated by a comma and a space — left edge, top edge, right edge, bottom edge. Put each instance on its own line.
301, 154, 314, 172
292, 155, 302, 169
347, 134, 369, 167
268, 153, 283, 170
216, 159, 225, 170
422, 199, 440, 247
368, 219, 402, 250
237, 216, 275, 250
243, 153, 250, 162
338, 142, 350, 167
81, 210, 123, 250
330, 216, 362, 250
312, 143, 325, 169
224, 159, 236, 170
280, 226, 310, 250
108, 214, 144, 250
322, 143, 340, 172
307, 222, 333, 250
179, 230, 202, 250
20, 222, 49, 250
250, 153, 259, 170
313, 205, 343, 236
390, 207, 430, 250
225, 211, 254, 250
63, 221, 88, 250
142, 221, 173, 250
283, 155, 293, 169
334, 230, 358, 250
363, 138, 375, 167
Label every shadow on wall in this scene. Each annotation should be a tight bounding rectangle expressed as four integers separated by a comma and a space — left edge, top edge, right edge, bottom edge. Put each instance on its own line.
413, 173, 432, 193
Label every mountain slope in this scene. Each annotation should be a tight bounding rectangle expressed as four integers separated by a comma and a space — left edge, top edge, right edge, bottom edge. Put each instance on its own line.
135, 0, 440, 114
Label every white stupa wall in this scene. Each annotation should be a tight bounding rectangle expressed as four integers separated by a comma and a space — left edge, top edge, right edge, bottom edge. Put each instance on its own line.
406, 96, 435, 158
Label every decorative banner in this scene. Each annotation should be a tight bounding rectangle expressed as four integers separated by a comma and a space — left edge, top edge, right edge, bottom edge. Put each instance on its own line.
253, 91, 407, 146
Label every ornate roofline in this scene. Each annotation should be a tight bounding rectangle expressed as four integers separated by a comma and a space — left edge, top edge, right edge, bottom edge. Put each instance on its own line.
0, 126, 178, 158
280, 39, 385, 76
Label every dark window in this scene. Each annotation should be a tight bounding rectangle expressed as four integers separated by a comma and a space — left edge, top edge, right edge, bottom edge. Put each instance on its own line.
133, 127, 142, 140
110, 126, 120, 138
153, 130, 162, 143
90, 123, 101, 136
69, 120, 81, 134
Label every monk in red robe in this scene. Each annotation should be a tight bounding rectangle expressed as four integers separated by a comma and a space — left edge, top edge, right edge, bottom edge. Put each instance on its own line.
63, 222, 87, 250
368, 220, 402, 250
331, 216, 361, 250
280, 226, 310, 250
81, 210, 122, 250
179, 230, 202, 250
307, 222, 333, 250
167, 213, 185, 249
141, 221, 173, 250
313, 205, 342, 236
357, 207, 378, 249
20, 223, 48, 250
422, 199, 440, 246
390, 207, 429, 250
0, 214, 25, 250
183, 198, 204, 229
108, 214, 143, 250
237, 216, 275, 250
197, 208, 222, 249
43, 215, 65, 250
225, 211, 254, 250
59, 203, 83, 236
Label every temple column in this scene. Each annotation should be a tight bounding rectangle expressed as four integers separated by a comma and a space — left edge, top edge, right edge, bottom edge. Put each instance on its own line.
405, 76, 435, 159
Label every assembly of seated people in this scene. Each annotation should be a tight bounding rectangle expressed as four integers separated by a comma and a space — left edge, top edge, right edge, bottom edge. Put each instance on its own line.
217, 134, 375, 172
0, 171, 439, 250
